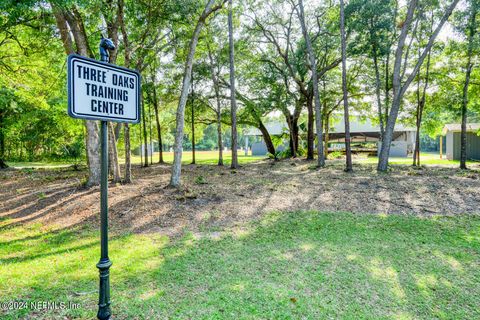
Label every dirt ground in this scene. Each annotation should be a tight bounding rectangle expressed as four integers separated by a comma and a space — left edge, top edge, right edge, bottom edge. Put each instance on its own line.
1, 159, 479, 237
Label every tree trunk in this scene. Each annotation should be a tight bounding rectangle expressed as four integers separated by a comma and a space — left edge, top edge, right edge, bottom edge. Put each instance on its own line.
52, 4, 100, 186
460, 2, 477, 170
124, 124, 132, 183
118, 0, 133, 182
207, 44, 223, 166
384, 58, 390, 125
191, 85, 196, 164
84, 122, 101, 186
373, 53, 384, 140
104, 2, 121, 177
413, 115, 421, 166
306, 93, 314, 160
414, 14, 434, 167
412, 65, 421, 167
114, 123, 122, 142
139, 112, 143, 166
148, 99, 153, 165
109, 123, 122, 182
228, 0, 238, 169
0, 113, 7, 169
298, 0, 324, 166
324, 112, 330, 159
292, 117, 299, 157
285, 113, 298, 158
150, 71, 164, 164
340, 0, 352, 172
286, 114, 293, 157
170, 0, 224, 187
258, 120, 276, 157
461, 63, 473, 170
217, 111, 223, 165
141, 91, 148, 167
413, 66, 421, 166
413, 55, 431, 167
378, 0, 459, 171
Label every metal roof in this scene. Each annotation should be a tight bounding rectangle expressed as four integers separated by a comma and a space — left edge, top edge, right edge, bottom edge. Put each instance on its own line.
442, 123, 480, 135
244, 116, 416, 136
330, 116, 415, 133
244, 122, 287, 136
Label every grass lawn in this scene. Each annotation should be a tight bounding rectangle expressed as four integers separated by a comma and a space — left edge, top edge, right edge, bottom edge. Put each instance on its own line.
128, 150, 266, 166
1, 211, 479, 319
8, 151, 476, 170
355, 152, 477, 166
6, 151, 266, 169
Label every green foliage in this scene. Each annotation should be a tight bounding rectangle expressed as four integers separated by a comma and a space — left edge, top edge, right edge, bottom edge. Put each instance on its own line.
278, 148, 292, 159
0, 0, 479, 167
328, 150, 343, 159
267, 151, 281, 160
346, 0, 395, 58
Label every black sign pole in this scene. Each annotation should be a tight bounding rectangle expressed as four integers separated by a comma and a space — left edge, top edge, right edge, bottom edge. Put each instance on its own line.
96, 36, 115, 320
97, 119, 111, 320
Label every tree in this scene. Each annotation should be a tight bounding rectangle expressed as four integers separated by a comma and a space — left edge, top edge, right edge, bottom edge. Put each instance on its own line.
377, 0, 460, 171
460, 0, 479, 169
118, 0, 179, 180
118, 0, 133, 182
297, 0, 324, 167
228, 0, 239, 169
51, 3, 101, 186
149, 66, 165, 164
0, 88, 16, 169
251, 1, 340, 159
191, 75, 196, 164
102, 0, 122, 182
141, 89, 149, 167
413, 8, 435, 167
206, 41, 224, 165
346, 0, 395, 140
170, 0, 226, 187
340, 0, 353, 172
0, 3, 82, 167
216, 47, 280, 159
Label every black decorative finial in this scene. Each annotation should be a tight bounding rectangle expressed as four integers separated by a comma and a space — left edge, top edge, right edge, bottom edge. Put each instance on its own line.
99, 35, 115, 63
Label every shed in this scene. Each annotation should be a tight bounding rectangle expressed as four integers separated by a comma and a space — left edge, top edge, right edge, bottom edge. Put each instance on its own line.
442, 123, 480, 160
244, 123, 287, 156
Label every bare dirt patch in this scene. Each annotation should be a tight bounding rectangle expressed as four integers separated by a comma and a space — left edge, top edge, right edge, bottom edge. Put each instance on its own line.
1, 159, 479, 237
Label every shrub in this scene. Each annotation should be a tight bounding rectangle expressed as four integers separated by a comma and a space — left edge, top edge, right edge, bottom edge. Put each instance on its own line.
327, 151, 343, 160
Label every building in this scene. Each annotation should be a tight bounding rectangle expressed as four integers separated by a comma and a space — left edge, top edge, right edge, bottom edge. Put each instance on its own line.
244, 123, 287, 156
244, 116, 417, 157
134, 141, 158, 157
442, 123, 480, 160
329, 116, 416, 157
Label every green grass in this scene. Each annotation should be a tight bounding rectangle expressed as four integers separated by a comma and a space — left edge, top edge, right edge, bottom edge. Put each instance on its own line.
129, 151, 266, 166
356, 152, 475, 166
8, 151, 476, 169
5, 161, 76, 169
1, 212, 479, 319
6, 151, 266, 169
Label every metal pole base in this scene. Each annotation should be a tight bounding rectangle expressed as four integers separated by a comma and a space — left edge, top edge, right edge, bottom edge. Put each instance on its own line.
96, 259, 112, 320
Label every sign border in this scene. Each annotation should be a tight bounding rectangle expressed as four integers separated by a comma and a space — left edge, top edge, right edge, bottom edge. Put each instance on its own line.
67, 53, 141, 124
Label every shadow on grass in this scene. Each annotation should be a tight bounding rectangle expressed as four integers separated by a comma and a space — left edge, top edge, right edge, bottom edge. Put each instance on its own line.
1, 212, 479, 319
143, 212, 480, 319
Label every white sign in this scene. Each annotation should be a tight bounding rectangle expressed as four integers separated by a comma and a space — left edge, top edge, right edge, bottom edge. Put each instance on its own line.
67, 54, 141, 123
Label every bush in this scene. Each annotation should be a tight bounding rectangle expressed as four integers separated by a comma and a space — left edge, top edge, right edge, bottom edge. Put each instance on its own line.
327, 151, 343, 160
267, 151, 281, 160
